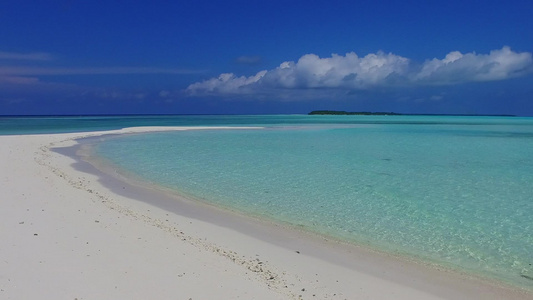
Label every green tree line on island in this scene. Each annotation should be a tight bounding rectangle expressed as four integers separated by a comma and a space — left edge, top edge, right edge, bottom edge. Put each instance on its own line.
308, 110, 402, 115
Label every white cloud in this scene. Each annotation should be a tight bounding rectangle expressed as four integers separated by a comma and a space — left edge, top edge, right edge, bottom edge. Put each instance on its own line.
413, 46, 532, 84
186, 47, 533, 96
0, 75, 41, 85
0, 51, 53, 61
261, 52, 410, 89
187, 71, 267, 95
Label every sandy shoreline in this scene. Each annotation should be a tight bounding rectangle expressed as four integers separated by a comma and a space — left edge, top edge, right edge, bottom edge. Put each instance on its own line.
1, 127, 532, 300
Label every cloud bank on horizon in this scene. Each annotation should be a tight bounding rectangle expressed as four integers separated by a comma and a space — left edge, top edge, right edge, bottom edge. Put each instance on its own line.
187, 47, 533, 97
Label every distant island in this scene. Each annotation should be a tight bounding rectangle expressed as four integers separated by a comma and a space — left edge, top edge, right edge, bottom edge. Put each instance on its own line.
308, 110, 516, 117
309, 110, 401, 116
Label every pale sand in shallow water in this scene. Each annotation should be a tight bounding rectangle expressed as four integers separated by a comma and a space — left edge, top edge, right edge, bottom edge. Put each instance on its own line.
1, 127, 532, 300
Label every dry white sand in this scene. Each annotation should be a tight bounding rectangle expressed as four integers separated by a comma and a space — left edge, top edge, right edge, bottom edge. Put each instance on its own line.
1, 127, 532, 300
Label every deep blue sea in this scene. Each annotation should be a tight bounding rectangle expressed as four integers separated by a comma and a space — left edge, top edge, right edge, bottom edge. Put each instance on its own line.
2, 115, 532, 289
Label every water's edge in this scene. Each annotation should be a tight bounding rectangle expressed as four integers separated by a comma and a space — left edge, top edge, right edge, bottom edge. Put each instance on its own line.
51, 131, 533, 296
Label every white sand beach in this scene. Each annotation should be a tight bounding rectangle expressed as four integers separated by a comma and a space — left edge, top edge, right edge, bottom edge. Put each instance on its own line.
1, 128, 532, 300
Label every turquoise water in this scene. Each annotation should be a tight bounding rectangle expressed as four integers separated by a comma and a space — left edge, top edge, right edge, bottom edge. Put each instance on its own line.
0, 114, 403, 134
2, 115, 532, 289
0, 115, 282, 134
89, 116, 533, 290
2, 114, 531, 134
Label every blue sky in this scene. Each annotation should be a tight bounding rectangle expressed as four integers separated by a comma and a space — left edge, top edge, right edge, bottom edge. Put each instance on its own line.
1, 0, 532, 115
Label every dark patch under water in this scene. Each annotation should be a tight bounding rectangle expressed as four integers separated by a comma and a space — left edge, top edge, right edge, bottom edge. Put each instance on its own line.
521, 274, 533, 281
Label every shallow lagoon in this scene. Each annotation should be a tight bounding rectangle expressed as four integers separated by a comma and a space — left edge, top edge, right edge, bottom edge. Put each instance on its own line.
91, 115, 533, 289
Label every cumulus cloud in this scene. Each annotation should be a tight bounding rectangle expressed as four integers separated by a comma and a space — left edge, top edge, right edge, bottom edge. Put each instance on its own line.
186, 47, 533, 96
413, 47, 532, 84
263, 52, 409, 89
187, 70, 268, 95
